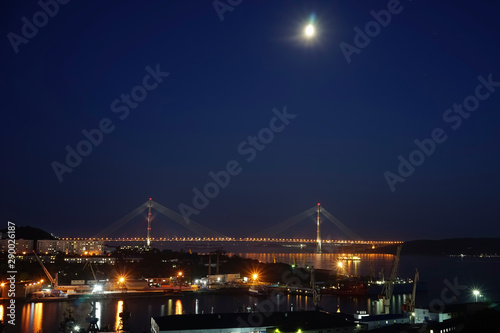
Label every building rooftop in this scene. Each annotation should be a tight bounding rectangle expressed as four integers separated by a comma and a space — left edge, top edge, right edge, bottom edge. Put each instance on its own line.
152, 311, 355, 331
358, 314, 407, 322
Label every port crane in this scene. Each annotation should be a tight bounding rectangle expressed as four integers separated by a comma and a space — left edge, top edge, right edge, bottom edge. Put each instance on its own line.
83, 261, 97, 281
379, 244, 402, 313
33, 251, 58, 290
310, 266, 321, 310
402, 268, 419, 313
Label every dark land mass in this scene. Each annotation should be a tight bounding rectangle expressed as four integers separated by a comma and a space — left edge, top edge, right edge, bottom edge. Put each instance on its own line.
370, 238, 500, 256
1, 225, 57, 242
3, 247, 330, 286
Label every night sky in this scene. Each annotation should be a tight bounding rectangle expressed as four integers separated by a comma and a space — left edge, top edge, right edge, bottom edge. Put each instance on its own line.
2, 1, 500, 241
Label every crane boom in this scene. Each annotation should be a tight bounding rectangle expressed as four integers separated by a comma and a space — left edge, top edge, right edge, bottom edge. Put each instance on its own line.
411, 269, 419, 307
84, 261, 97, 281
402, 268, 419, 313
380, 244, 402, 313
33, 251, 55, 285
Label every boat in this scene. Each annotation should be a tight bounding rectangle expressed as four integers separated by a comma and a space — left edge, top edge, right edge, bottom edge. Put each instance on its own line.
337, 255, 361, 261
368, 280, 427, 295
321, 283, 368, 296
248, 286, 267, 296
286, 286, 319, 296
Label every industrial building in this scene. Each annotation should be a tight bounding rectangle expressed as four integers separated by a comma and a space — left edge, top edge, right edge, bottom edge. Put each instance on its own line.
354, 314, 409, 331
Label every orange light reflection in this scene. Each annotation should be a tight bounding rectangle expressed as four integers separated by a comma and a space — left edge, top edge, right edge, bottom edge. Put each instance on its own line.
115, 300, 123, 331
175, 300, 183, 315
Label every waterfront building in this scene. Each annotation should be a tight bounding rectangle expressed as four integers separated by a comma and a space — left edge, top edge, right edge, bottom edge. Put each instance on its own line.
355, 314, 409, 330
203, 273, 241, 285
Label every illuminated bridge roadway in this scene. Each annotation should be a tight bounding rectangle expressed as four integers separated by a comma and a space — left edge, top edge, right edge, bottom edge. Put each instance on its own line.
61, 237, 402, 246
76, 199, 403, 251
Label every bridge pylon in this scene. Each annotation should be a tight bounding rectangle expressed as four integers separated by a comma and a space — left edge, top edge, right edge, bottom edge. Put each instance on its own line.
146, 198, 152, 248
316, 203, 321, 254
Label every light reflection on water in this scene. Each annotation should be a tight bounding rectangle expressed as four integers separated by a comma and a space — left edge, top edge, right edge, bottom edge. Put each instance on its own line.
12, 253, 500, 333
115, 300, 123, 332
18, 302, 44, 333
232, 252, 396, 276
175, 299, 183, 315
13, 293, 400, 332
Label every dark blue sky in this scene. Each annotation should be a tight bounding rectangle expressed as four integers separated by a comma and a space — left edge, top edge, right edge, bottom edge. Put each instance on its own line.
2, 0, 500, 241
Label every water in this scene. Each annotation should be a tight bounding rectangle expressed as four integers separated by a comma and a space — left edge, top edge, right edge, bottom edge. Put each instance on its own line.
11, 254, 500, 333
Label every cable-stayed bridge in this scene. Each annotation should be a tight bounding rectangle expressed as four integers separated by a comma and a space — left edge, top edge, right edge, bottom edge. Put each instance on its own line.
63, 199, 402, 252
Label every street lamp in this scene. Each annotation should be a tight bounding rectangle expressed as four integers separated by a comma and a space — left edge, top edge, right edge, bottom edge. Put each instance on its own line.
473, 289, 480, 302
304, 24, 315, 38
119, 277, 125, 292
1, 283, 5, 299
252, 273, 259, 286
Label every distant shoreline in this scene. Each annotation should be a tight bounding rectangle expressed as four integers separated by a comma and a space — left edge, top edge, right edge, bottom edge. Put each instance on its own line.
369, 238, 500, 256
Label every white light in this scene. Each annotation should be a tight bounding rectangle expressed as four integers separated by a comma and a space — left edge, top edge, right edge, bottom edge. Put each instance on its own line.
92, 284, 102, 293
304, 24, 315, 37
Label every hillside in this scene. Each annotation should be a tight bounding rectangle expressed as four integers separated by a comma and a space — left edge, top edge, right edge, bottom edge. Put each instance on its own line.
0, 226, 57, 241
370, 238, 500, 256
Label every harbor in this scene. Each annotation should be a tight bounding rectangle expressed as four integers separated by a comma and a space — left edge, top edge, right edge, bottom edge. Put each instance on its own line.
5, 247, 500, 332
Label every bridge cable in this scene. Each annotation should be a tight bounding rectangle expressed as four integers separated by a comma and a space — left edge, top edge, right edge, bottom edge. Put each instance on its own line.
250, 206, 317, 238
93, 202, 149, 238
321, 208, 362, 241
150, 200, 227, 238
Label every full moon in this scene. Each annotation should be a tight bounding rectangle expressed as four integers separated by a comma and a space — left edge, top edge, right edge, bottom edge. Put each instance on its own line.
304, 24, 315, 38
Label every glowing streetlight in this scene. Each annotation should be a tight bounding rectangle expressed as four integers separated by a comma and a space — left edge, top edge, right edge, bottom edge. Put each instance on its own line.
304, 24, 315, 38
252, 273, 258, 281
118, 276, 126, 293
473, 289, 480, 302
